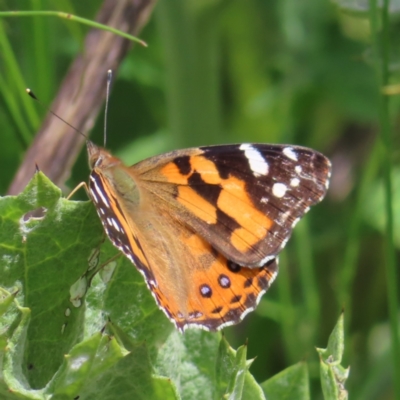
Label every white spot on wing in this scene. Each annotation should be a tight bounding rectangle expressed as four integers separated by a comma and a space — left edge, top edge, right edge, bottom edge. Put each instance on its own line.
272, 182, 287, 198
90, 190, 99, 203
290, 178, 300, 187
283, 147, 298, 161
240, 144, 269, 177
295, 165, 302, 174
111, 218, 121, 232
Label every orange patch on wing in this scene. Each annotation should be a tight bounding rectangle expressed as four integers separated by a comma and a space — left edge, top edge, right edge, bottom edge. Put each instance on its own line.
189, 156, 221, 184
160, 162, 190, 184
177, 186, 217, 224
217, 176, 273, 252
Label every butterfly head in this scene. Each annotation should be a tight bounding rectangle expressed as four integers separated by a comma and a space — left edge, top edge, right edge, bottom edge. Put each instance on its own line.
87, 141, 121, 170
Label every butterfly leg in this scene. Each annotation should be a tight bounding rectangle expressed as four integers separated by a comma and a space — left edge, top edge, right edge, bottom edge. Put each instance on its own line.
67, 181, 89, 199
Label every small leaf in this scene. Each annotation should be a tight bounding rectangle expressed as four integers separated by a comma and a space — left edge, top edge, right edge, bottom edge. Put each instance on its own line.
261, 362, 310, 400
316, 313, 350, 400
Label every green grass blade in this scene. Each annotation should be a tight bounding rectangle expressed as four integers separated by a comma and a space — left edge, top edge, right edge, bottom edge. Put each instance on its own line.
0, 20, 39, 136
0, 10, 147, 46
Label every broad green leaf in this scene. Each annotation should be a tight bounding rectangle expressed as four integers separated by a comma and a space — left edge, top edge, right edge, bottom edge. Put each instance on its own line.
261, 362, 310, 400
316, 313, 349, 400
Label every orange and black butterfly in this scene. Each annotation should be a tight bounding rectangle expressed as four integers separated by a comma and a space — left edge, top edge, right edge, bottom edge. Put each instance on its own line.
86, 141, 331, 332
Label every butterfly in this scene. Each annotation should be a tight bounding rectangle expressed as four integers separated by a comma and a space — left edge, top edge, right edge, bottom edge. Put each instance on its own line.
86, 141, 331, 332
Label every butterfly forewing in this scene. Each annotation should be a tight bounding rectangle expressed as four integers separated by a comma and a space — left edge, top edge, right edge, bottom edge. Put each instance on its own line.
87, 141, 331, 331
134, 144, 331, 267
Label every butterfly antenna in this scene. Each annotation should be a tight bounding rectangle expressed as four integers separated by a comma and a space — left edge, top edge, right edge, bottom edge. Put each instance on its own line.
26, 89, 88, 140
104, 69, 112, 148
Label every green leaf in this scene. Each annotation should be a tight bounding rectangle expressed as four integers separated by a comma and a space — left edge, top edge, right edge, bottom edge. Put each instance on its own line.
261, 362, 310, 400
316, 313, 349, 400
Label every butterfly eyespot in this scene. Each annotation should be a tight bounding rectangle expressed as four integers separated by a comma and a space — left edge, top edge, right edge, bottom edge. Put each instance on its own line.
199, 284, 212, 298
227, 261, 241, 273
218, 274, 231, 289
211, 306, 223, 314
244, 277, 253, 288
230, 294, 242, 304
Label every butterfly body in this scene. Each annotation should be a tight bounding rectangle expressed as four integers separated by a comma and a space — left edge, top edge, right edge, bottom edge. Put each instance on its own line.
86, 141, 331, 331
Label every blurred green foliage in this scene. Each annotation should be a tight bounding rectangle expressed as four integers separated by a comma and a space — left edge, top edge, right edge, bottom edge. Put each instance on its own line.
0, 0, 399, 399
